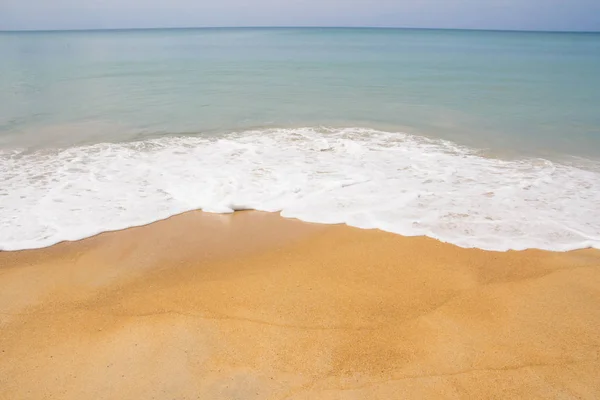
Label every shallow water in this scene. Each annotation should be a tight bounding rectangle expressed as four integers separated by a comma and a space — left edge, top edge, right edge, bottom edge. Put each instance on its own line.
1, 28, 599, 251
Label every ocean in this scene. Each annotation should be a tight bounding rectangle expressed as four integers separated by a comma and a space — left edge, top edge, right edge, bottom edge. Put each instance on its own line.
1, 27, 599, 251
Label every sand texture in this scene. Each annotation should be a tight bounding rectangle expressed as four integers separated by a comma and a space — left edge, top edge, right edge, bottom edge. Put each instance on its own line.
1, 211, 600, 399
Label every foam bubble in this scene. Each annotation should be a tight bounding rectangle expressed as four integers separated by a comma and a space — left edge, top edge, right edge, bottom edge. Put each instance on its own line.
1, 127, 600, 252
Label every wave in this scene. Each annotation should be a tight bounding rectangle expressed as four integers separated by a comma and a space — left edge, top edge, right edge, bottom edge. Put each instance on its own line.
1, 127, 599, 252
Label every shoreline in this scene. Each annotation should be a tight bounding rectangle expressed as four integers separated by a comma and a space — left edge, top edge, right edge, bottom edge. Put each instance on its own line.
4, 127, 600, 254
3, 208, 600, 254
1, 211, 600, 399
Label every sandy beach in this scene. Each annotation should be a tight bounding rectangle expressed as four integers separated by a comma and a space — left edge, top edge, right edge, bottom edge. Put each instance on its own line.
1, 211, 600, 399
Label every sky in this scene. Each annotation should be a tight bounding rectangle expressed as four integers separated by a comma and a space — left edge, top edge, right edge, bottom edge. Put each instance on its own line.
1, 0, 599, 32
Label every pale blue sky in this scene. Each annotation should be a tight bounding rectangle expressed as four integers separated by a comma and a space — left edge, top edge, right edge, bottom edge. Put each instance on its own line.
1, 0, 599, 32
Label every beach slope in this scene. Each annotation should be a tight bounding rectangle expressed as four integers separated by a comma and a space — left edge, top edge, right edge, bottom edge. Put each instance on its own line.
1, 211, 599, 399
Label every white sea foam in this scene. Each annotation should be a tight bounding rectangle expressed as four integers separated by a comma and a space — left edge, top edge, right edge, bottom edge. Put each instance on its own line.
1, 127, 600, 252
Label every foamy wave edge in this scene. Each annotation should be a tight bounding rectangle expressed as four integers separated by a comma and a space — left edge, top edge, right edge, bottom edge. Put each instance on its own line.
2, 127, 600, 252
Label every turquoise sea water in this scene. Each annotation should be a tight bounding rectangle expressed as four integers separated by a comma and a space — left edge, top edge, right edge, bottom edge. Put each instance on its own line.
2, 28, 600, 155
1, 28, 600, 251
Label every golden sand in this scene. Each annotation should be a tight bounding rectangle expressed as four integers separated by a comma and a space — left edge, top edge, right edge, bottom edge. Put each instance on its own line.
1, 211, 599, 399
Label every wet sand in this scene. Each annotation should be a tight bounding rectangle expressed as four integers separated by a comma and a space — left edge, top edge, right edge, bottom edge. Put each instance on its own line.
1, 211, 600, 399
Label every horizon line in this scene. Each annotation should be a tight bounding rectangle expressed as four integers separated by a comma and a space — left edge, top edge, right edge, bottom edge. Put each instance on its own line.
1, 26, 599, 34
